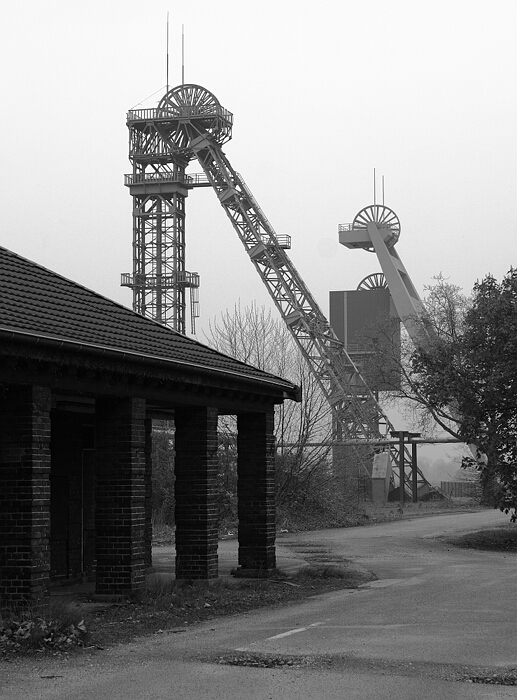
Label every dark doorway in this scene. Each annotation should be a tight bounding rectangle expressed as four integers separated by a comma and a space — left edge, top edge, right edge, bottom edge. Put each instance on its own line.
50, 409, 94, 582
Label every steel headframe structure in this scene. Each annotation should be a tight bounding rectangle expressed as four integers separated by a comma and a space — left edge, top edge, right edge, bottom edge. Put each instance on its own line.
339, 205, 436, 348
340, 208, 474, 483
121, 86, 228, 333
338, 207, 438, 496
123, 83, 431, 497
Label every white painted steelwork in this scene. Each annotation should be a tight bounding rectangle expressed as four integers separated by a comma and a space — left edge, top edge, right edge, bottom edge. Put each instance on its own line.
124, 83, 435, 497
339, 206, 446, 495
121, 84, 228, 334
340, 205, 435, 348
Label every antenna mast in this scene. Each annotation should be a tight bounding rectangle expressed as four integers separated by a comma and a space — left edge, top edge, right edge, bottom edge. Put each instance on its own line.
166, 12, 169, 94
182, 24, 185, 84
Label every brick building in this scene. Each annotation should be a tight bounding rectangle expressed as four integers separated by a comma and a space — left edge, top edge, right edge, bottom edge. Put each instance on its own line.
0, 247, 300, 611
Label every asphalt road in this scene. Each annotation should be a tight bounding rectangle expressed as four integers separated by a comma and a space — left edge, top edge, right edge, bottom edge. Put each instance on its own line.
3, 509, 517, 699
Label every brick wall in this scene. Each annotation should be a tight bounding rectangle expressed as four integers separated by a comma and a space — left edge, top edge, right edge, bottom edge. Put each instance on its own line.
94, 396, 146, 596
174, 407, 219, 579
0, 385, 52, 611
237, 410, 276, 573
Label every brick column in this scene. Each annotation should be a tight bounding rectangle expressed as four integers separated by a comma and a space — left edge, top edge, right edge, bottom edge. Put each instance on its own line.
237, 409, 276, 575
0, 385, 51, 612
94, 396, 146, 596
174, 407, 218, 579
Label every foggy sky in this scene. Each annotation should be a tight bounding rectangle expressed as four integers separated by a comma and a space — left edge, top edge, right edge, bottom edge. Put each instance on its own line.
1, 0, 515, 364
2, 0, 515, 337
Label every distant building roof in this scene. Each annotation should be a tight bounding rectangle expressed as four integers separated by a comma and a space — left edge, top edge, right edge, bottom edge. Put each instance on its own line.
0, 246, 299, 399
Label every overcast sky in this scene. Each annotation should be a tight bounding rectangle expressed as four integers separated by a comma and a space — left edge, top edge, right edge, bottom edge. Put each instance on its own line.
1, 0, 516, 349
4, 0, 512, 456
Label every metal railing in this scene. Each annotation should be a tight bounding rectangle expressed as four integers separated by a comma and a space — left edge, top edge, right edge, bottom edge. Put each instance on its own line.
440, 481, 480, 498
125, 172, 190, 186
124, 172, 209, 187
188, 173, 210, 186
127, 105, 233, 124
339, 222, 396, 232
177, 271, 200, 287
121, 272, 200, 288
261, 234, 291, 249
345, 343, 377, 354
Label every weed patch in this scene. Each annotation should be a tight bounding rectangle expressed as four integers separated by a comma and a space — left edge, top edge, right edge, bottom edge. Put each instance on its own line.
0, 600, 87, 655
56, 562, 375, 651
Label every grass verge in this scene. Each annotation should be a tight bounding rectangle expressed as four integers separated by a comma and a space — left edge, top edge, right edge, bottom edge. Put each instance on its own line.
0, 562, 373, 656
84, 562, 374, 649
447, 523, 517, 552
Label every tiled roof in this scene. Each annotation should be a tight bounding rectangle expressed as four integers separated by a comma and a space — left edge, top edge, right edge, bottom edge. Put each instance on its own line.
0, 246, 298, 394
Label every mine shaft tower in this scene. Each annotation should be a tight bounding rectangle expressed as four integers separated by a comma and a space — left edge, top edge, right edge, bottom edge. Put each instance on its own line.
339, 204, 435, 349
120, 82, 435, 499
337, 206, 437, 498
124, 84, 386, 456
121, 86, 232, 332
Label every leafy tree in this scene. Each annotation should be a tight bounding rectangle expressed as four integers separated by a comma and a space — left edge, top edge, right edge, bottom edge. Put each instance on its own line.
411, 269, 517, 514
361, 275, 471, 439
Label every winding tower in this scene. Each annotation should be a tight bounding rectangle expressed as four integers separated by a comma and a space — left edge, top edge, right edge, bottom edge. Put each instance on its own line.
128, 85, 388, 474
339, 205, 434, 347
339, 206, 439, 498
120, 82, 433, 499
121, 86, 232, 333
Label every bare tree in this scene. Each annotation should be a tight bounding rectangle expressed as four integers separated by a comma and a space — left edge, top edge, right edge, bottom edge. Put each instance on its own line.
421, 274, 471, 342
205, 302, 334, 509
360, 275, 472, 440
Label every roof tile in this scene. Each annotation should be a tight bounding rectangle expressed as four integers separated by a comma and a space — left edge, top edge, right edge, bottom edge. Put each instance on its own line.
0, 246, 297, 393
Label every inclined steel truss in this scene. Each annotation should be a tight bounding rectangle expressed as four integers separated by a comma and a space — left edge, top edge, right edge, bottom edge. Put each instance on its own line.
189, 137, 387, 441
124, 84, 431, 494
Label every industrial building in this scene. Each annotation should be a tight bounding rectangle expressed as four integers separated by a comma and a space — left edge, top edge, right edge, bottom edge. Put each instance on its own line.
0, 246, 299, 611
